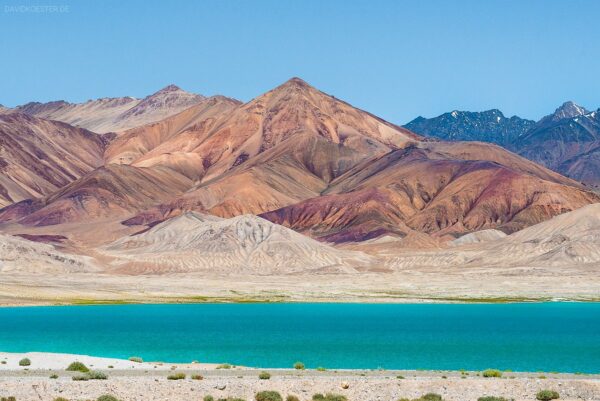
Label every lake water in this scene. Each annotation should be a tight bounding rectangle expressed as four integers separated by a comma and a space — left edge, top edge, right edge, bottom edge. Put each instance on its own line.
0, 303, 598, 372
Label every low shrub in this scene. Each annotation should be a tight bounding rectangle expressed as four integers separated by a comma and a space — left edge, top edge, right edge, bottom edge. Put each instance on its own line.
128, 356, 143, 363
53, 398, 69, 401
66, 361, 89, 373
1, 361, 5, 364
477, 397, 511, 401
259, 371, 271, 380
293, 361, 305, 370
87, 371, 108, 380
18, 358, 31, 366
204, 396, 215, 401
256, 391, 283, 401
482, 369, 502, 378
0, 397, 16, 401
192, 374, 204, 380
316, 366, 326, 371
72, 374, 89, 381
420, 394, 443, 401
286, 396, 300, 401
49, 374, 59, 379
536, 390, 560, 401
217, 398, 245, 401
312, 393, 347, 401
167, 372, 186, 380
216, 363, 232, 369
97, 396, 121, 401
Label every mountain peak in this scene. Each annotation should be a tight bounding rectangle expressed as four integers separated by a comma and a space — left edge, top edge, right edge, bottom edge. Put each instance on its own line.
153, 84, 184, 95
551, 101, 589, 121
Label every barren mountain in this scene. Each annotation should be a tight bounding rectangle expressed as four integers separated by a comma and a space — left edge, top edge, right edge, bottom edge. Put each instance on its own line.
404, 109, 534, 147
102, 212, 371, 274
515, 103, 600, 187
0, 113, 107, 208
13, 85, 206, 133
262, 141, 599, 242
114, 77, 420, 224
384, 203, 600, 270
0, 233, 97, 274
2, 78, 598, 248
0, 164, 193, 226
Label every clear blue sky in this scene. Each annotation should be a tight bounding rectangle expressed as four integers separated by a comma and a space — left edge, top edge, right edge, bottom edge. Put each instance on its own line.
1, 0, 599, 124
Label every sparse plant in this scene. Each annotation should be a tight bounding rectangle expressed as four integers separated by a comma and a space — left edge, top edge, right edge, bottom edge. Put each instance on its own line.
259, 371, 271, 380
286, 396, 300, 401
477, 397, 511, 401
72, 374, 89, 381
0, 397, 16, 401
216, 363, 232, 369
256, 391, 283, 401
293, 361, 305, 370
129, 356, 143, 363
312, 394, 347, 401
482, 369, 502, 378
87, 370, 108, 380
50, 374, 59, 379
18, 358, 31, 366
316, 366, 326, 371
396, 375, 404, 379
97, 396, 121, 401
536, 390, 559, 401
66, 361, 89, 373
53, 398, 69, 401
204, 396, 215, 401
419, 394, 443, 401
192, 374, 204, 380
167, 372, 186, 380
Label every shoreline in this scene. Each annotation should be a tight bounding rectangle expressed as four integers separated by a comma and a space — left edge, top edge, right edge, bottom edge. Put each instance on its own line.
2, 296, 600, 308
0, 352, 598, 401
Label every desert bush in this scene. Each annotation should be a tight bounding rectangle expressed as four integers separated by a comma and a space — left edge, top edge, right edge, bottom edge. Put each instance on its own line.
293, 361, 305, 370
419, 394, 443, 401
97, 396, 121, 401
316, 366, 326, 371
0, 397, 16, 401
66, 361, 89, 372
71, 374, 89, 381
128, 356, 143, 363
259, 371, 271, 380
53, 398, 69, 401
217, 398, 245, 401
286, 396, 300, 401
312, 394, 347, 401
477, 397, 511, 401
204, 396, 215, 401
536, 390, 559, 401
216, 363, 232, 369
482, 369, 502, 378
192, 374, 204, 380
167, 372, 186, 380
18, 358, 31, 366
256, 391, 283, 401
87, 371, 108, 380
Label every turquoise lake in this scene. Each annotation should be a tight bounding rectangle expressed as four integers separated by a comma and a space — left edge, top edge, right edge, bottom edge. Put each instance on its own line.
0, 303, 598, 372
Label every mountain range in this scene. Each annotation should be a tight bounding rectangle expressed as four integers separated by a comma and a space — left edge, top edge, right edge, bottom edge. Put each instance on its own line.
404, 101, 600, 188
0, 77, 599, 303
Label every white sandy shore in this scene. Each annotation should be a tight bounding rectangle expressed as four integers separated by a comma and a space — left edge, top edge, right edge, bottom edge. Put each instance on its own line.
0, 352, 598, 401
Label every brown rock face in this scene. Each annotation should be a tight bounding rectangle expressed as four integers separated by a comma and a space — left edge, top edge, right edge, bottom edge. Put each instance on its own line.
1, 78, 598, 246
0, 113, 106, 208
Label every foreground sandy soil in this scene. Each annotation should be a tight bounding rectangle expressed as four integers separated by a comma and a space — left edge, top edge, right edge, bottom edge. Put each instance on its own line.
0, 353, 598, 401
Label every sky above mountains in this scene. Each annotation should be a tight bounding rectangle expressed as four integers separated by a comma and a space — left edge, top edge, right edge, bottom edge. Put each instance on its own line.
1, 0, 599, 123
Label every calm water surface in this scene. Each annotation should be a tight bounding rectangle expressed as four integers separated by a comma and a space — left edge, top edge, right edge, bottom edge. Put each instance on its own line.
0, 303, 598, 372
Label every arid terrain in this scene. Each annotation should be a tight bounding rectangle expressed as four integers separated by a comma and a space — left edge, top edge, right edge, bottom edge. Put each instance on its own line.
1, 78, 599, 305
0, 353, 598, 401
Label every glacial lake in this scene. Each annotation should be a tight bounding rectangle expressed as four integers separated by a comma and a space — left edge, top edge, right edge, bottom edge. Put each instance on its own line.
0, 303, 598, 372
